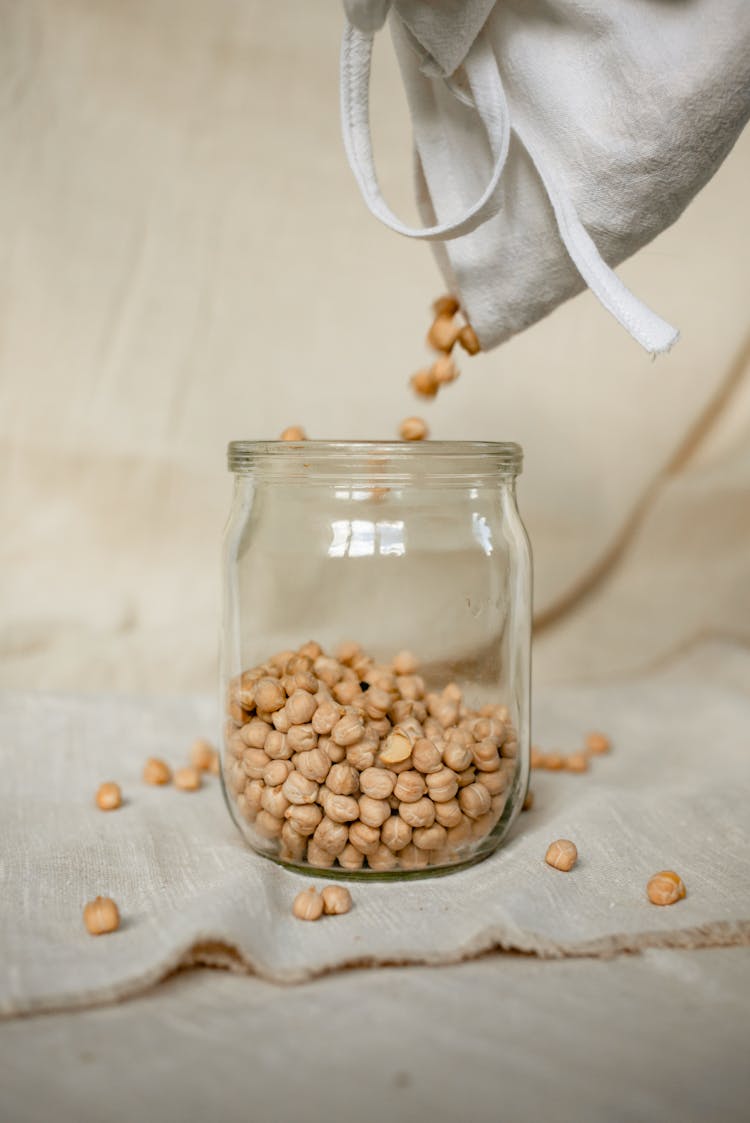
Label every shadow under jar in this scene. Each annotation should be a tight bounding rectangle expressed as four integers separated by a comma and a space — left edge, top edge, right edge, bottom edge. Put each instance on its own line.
221, 440, 531, 879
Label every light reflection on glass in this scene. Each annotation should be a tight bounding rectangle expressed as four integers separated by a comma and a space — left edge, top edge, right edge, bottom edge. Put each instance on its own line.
472, 512, 493, 556
328, 520, 406, 558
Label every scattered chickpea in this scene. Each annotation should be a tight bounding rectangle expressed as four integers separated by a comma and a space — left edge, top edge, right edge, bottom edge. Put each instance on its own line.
545, 839, 578, 872
457, 323, 481, 355
321, 885, 352, 915
280, 426, 306, 442
543, 752, 566, 771
647, 870, 686, 906
190, 738, 218, 773
143, 758, 171, 786
174, 767, 201, 791
95, 782, 122, 811
292, 887, 324, 921
399, 416, 429, 442
586, 732, 611, 755
83, 896, 120, 936
566, 752, 589, 773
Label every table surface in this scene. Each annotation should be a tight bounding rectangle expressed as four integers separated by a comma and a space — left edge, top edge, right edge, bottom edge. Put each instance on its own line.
2, 947, 748, 1123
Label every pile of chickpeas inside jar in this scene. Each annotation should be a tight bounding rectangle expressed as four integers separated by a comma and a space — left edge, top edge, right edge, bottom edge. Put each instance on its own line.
223, 641, 517, 874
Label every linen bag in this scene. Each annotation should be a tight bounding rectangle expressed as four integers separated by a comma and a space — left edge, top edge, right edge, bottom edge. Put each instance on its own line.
341, 0, 750, 354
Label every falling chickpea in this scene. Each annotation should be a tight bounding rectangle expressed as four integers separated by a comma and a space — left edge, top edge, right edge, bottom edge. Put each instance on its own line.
410, 368, 439, 398
280, 426, 306, 442
647, 870, 686, 906
432, 294, 459, 317
83, 896, 120, 936
545, 839, 578, 872
292, 886, 324, 921
95, 782, 122, 811
427, 313, 460, 353
399, 416, 429, 442
457, 323, 481, 355
143, 758, 171, 786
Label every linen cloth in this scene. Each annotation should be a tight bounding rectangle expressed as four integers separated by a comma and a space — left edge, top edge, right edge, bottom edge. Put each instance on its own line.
2, 641, 748, 1016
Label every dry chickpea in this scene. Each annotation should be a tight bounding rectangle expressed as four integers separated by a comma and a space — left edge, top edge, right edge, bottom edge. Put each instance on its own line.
264, 731, 291, 761
83, 896, 120, 936
399, 797, 436, 829
324, 793, 360, 824
476, 768, 507, 796
322, 885, 353, 915
410, 368, 439, 398
263, 759, 293, 787
190, 738, 218, 773
338, 843, 365, 870
501, 740, 518, 759
292, 886, 323, 921
473, 740, 501, 772
446, 817, 472, 847
313, 816, 349, 856
522, 790, 534, 811
296, 748, 331, 784
433, 294, 460, 317
457, 323, 481, 355
244, 779, 264, 815
566, 752, 589, 773
253, 677, 286, 714
431, 354, 459, 385
458, 782, 491, 820
261, 785, 290, 819
284, 802, 323, 836
456, 766, 476, 788
433, 798, 463, 829
255, 810, 284, 839
313, 655, 343, 687
280, 821, 307, 860
441, 742, 472, 772
282, 771, 319, 806
332, 680, 362, 706
298, 641, 322, 660
368, 844, 399, 871
240, 718, 272, 749
394, 771, 427, 803
363, 687, 391, 719
544, 752, 566, 771
399, 416, 429, 442
174, 767, 201, 791
427, 313, 460, 352
359, 767, 396, 800
586, 732, 611, 755
306, 840, 335, 868
379, 728, 412, 766
95, 782, 122, 811
280, 426, 306, 442
425, 767, 459, 803
358, 795, 391, 828
285, 689, 317, 725
326, 762, 360, 796
647, 870, 686, 906
335, 641, 361, 665
346, 743, 376, 771
381, 816, 412, 851
398, 843, 429, 870
271, 708, 293, 734
410, 738, 441, 774
331, 713, 365, 747
413, 823, 448, 851
348, 820, 381, 855
545, 839, 578, 872
286, 724, 318, 754
143, 758, 171, 786
242, 748, 270, 780
312, 699, 343, 735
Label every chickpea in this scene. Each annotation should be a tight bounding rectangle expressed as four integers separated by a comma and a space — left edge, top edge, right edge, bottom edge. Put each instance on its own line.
432, 294, 460, 317
368, 844, 399, 871
433, 798, 463, 829
398, 416, 429, 442
476, 768, 507, 796
282, 771, 319, 806
306, 840, 335, 868
457, 323, 481, 355
244, 779, 264, 815
425, 767, 459, 803
255, 810, 284, 839
545, 839, 578, 872
190, 738, 218, 773
312, 699, 343, 735
292, 887, 324, 921
647, 870, 686, 906
262, 759, 292, 787
363, 687, 392, 719
331, 713, 365, 747
95, 782, 122, 811
501, 739, 518, 759
411, 738, 442, 774
338, 843, 365, 870
286, 724, 318, 754
313, 817, 349, 856
411, 368, 439, 398
381, 816, 412, 851
522, 790, 534, 812
83, 896, 120, 936
296, 748, 331, 784
473, 740, 501, 772
566, 752, 589, 773
442, 742, 473, 772
280, 821, 307, 861
322, 885, 353, 915
252, 677, 284, 714
348, 820, 381, 855
280, 426, 307, 442
586, 732, 611, 755
394, 771, 427, 803
272, 708, 293, 734
264, 731, 291, 761
446, 817, 472, 847
313, 655, 343, 687
143, 758, 171, 786
326, 762, 360, 796
413, 824, 448, 851
284, 802, 323, 836
456, 767, 476, 788
458, 782, 491, 820
346, 743, 376, 771
398, 843, 429, 870
242, 749, 270, 780
174, 767, 201, 791
356, 767, 393, 800
399, 797, 436, 829
285, 690, 317, 726
325, 794, 360, 824
427, 313, 460, 353
377, 728, 411, 766
261, 785, 290, 819
358, 795, 391, 829
543, 752, 566, 771
431, 354, 458, 385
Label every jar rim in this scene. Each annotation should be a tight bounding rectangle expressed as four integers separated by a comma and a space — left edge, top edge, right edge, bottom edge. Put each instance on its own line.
228, 440, 522, 480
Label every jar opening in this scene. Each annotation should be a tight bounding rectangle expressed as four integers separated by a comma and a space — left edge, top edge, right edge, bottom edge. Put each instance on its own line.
227, 440, 522, 483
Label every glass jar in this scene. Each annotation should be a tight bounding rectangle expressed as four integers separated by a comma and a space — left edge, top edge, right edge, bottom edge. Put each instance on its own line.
221, 440, 531, 879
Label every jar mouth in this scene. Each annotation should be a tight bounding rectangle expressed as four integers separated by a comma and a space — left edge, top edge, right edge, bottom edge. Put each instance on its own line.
227, 440, 522, 482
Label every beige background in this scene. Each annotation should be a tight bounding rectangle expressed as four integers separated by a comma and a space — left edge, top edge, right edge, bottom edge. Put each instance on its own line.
0, 0, 748, 691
